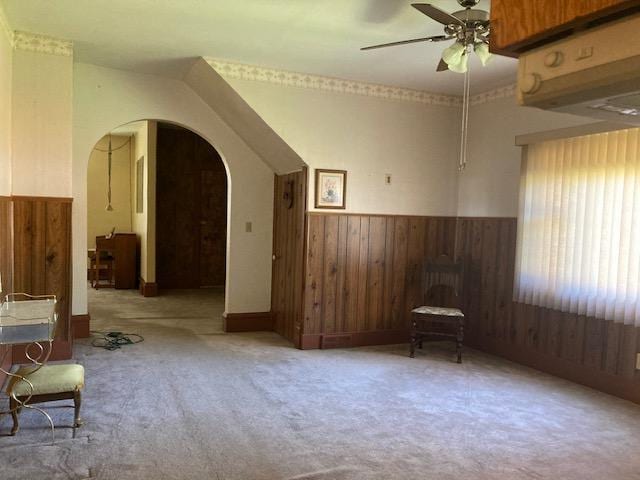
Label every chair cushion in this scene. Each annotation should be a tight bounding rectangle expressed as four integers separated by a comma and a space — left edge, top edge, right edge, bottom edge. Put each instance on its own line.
7, 364, 84, 397
412, 305, 464, 317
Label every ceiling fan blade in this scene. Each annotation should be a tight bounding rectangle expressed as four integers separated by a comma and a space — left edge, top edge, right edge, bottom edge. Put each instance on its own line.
361, 35, 452, 51
412, 3, 465, 26
428, 35, 454, 42
436, 58, 449, 72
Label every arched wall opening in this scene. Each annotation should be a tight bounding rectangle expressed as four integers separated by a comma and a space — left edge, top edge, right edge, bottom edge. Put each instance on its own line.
72, 64, 277, 320
85, 120, 229, 298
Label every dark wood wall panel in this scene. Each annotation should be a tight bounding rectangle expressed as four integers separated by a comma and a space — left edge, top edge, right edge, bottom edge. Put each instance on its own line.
156, 125, 227, 289
457, 217, 640, 404
11, 197, 72, 361
301, 213, 456, 347
271, 169, 307, 346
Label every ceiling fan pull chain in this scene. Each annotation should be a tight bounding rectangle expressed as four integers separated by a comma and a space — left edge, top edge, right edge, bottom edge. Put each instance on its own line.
459, 59, 471, 172
106, 135, 113, 211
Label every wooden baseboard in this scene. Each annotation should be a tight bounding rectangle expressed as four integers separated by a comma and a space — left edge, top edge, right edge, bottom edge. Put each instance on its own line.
139, 277, 158, 297
72, 314, 91, 339
12, 338, 72, 363
300, 329, 409, 350
224, 312, 273, 332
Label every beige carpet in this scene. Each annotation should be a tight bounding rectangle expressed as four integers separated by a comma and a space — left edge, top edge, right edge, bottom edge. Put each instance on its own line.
1, 287, 639, 480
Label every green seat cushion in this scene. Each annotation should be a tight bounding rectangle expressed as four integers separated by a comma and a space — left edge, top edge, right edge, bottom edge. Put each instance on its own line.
7, 364, 84, 397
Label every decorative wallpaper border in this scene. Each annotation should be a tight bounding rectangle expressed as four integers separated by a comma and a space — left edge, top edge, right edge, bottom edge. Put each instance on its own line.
0, 3, 12, 46
207, 58, 461, 107
13, 31, 73, 57
207, 58, 516, 108
470, 84, 517, 105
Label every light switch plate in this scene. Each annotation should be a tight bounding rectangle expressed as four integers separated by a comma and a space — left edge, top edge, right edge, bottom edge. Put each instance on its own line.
385, 174, 392, 185
245, 221, 252, 233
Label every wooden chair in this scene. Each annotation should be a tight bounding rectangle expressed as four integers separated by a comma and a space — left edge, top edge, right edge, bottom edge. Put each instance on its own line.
409, 255, 465, 363
90, 244, 115, 289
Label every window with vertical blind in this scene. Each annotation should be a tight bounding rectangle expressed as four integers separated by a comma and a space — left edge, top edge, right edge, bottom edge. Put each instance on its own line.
515, 127, 640, 328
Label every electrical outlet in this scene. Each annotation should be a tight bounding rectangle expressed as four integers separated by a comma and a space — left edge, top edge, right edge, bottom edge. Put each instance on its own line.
636, 353, 640, 370
245, 221, 252, 233
385, 174, 392, 185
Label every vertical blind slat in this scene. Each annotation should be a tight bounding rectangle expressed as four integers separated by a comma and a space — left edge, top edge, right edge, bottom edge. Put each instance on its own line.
516, 128, 640, 327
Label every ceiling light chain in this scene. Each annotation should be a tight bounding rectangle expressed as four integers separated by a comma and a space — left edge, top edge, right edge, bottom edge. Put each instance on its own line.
97, 135, 130, 212
359, 1, 493, 172
106, 135, 114, 212
459, 52, 471, 172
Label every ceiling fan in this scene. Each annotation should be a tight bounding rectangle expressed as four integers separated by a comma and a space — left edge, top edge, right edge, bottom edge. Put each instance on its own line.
361, 0, 492, 73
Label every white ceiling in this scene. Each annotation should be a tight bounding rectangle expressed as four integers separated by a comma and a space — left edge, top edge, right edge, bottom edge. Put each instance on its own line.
2, 0, 517, 95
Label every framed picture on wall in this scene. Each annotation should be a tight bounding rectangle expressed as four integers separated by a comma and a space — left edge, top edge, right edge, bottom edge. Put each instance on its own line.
315, 169, 347, 209
136, 156, 144, 213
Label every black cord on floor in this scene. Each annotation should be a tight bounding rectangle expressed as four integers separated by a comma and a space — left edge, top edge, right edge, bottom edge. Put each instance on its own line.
90, 331, 144, 351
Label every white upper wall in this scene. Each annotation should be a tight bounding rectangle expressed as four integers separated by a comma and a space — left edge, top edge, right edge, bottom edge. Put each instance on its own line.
458, 95, 594, 217
11, 36, 73, 197
218, 62, 600, 220
219, 70, 461, 216
0, 5, 12, 196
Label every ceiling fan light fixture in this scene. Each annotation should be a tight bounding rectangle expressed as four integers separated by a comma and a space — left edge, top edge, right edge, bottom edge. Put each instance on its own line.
450, 53, 469, 73
474, 42, 492, 66
441, 42, 466, 71
442, 43, 469, 73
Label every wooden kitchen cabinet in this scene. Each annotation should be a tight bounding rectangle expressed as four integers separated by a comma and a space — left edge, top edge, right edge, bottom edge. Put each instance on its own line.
490, 0, 640, 56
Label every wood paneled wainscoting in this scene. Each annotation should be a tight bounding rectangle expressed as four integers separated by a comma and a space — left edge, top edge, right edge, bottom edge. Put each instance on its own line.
7, 196, 73, 363
301, 213, 456, 349
456, 217, 640, 404
297, 213, 640, 403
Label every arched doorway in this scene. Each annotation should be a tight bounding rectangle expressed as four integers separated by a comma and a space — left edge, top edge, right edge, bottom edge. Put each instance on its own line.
72, 74, 277, 326
86, 120, 229, 299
